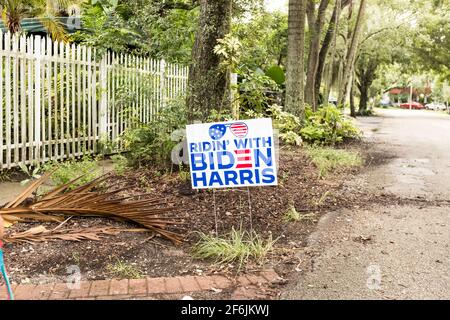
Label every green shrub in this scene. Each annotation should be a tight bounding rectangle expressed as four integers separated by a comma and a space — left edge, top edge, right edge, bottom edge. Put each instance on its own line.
246, 104, 303, 146
44, 157, 101, 188
18, 162, 43, 185
305, 146, 363, 177
120, 98, 187, 168
236, 67, 281, 115
111, 154, 128, 176
192, 228, 276, 269
301, 105, 361, 145
247, 104, 360, 146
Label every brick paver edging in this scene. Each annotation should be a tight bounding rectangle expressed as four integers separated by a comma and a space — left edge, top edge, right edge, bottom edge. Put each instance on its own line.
0, 269, 280, 300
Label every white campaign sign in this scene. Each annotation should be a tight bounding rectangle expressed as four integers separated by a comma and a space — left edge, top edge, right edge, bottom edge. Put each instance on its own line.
186, 118, 278, 189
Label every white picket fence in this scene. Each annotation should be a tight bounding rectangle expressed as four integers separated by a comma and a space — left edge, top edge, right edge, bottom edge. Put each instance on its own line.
0, 32, 188, 169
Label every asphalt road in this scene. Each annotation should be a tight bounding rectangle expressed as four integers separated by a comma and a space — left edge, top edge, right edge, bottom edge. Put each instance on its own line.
282, 108, 450, 300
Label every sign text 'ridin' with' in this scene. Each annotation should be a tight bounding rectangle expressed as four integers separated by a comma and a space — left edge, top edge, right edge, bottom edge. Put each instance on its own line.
186, 118, 278, 189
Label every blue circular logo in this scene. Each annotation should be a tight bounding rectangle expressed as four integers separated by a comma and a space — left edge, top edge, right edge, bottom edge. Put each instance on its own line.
209, 124, 227, 140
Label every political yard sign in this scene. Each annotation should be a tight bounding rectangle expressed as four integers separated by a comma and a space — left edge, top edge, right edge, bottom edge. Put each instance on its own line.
186, 118, 278, 189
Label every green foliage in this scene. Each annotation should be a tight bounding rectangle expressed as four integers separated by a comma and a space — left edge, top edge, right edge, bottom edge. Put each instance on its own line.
232, 10, 287, 70
283, 206, 316, 223
176, 163, 190, 182
18, 162, 42, 186
265, 65, 285, 85
111, 154, 128, 176
214, 34, 242, 71
246, 104, 359, 146
305, 146, 363, 178
121, 99, 187, 168
283, 205, 300, 222
301, 105, 361, 145
192, 228, 276, 269
238, 68, 280, 113
268, 105, 302, 146
207, 109, 234, 122
0, 169, 11, 182
106, 259, 143, 279
409, 0, 450, 80
43, 157, 101, 188
244, 104, 302, 146
73, 0, 198, 62
72, 1, 141, 55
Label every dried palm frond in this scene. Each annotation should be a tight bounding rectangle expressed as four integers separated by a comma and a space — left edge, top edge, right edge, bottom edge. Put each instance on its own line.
4, 225, 149, 244
0, 173, 183, 244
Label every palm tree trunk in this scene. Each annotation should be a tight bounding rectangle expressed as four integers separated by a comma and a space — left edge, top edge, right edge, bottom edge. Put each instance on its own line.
285, 0, 307, 119
337, 0, 367, 107
349, 76, 356, 117
304, 0, 330, 111
316, 0, 349, 105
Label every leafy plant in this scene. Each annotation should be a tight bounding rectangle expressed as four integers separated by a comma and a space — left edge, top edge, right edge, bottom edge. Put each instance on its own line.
246, 104, 302, 146
111, 154, 128, 176
43, 157, 101, 188
305, 146, 363, 177
192, 228, 276, 270
177, 164, 190, 182
214, 34, 242, 71
0, 169, 11, 182
301, 105, 361, 145
265, 65, 285, 85
267, 104, 303, 146
120, 98, 187, 168
19, 162, 42, 186
238, 68, 280, 114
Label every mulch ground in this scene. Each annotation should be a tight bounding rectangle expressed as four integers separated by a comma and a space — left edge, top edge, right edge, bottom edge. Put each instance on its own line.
1, 141, 401, 293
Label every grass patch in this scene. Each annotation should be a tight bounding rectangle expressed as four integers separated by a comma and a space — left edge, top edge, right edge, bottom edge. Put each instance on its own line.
106, 259, 143, 279
283, 206, 317, 223
191, 228, 276, 269
305, 146, 363, 177
283, 205, 300, 222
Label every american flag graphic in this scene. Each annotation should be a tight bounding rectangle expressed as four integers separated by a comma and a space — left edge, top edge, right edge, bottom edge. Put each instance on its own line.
230, 122, 248, 138
234, 149, 252, 168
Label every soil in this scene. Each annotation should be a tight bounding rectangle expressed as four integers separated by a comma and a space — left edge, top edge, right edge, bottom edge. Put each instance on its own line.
0, 141, 402, 291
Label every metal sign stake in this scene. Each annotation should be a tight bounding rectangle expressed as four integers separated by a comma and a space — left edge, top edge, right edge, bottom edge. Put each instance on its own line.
247, 187, 253, 231
213, 189, 218, 237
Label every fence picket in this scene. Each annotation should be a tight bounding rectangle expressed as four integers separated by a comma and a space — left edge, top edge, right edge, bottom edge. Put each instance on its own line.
0, 31, 188, 169
5, 32, 12, 168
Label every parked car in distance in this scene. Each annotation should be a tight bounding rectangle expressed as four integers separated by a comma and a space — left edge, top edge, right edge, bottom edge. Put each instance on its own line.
425, 102, 447, 111
379, 99, 393, 108
399, 102, 425, 110
328, 96, 338, 106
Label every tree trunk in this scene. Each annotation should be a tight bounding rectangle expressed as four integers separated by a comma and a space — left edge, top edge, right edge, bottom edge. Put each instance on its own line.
349, 77, 356, 117
337, 0, 367, 107
356, 60, 377, 115
358, 84, 369, 114
304, 0, 330, 110
315, 0, 351, 105
285, 0, 307, 118
186, 0, 232, 122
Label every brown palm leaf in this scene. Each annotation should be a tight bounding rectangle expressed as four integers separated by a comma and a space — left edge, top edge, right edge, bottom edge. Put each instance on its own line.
0, 173, 183, 244
4, 225, 149, 244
